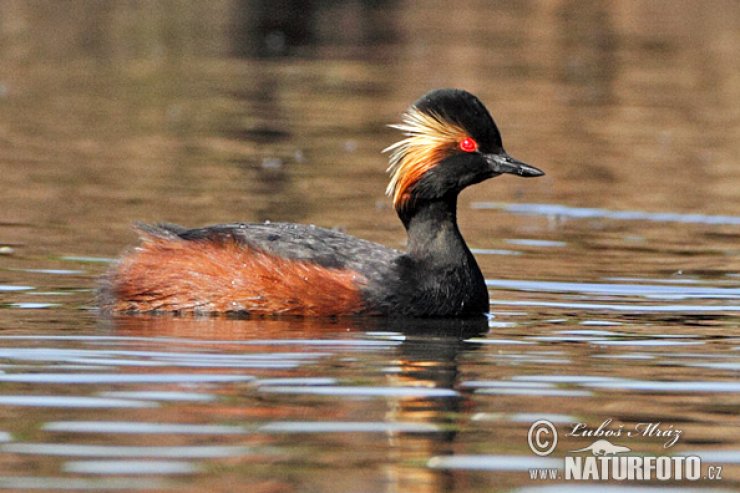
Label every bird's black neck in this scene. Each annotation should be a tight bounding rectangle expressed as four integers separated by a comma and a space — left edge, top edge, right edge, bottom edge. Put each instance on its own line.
393, 196, 488, 316
401, 196, 467, 261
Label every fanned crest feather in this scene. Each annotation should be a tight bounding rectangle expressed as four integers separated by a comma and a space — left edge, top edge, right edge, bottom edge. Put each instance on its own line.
384, 107, 467, 209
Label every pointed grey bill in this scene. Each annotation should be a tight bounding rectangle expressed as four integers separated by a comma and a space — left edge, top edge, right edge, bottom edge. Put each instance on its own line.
486, 153, 544, 177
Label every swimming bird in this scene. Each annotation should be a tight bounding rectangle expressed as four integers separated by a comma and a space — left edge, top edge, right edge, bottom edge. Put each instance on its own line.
102, 89, 544, 317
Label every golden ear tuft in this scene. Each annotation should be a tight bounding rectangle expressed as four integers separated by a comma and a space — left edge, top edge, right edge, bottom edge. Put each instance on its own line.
383, 108, 468, 209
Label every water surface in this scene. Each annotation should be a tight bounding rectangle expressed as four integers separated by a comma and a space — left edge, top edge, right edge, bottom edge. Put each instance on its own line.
0, 1, 738, 491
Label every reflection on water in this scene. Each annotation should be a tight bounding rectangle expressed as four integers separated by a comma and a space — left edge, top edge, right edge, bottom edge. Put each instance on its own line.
476, 202, 740, 226
0, 0, 738, 491
230, 0, 398, 58
0, 312, 736, 491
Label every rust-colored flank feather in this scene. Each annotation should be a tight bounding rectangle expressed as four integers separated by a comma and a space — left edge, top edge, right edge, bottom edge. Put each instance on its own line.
384, 107, 467, 209
104, 231, 367, 316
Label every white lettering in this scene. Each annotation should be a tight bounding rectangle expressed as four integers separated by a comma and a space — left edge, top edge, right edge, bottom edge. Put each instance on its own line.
673, 456, 685, 480
656, 456, 671, 480
686, 457, 701, 480
643, 456, 655, 480
633, 422, 682, 447
611, 457, 626, 480
582, 457, 599, 480
627, 456, 641, 480
564, 456, 581, 480
566, 419, 623, 439
563, 455, 703, 481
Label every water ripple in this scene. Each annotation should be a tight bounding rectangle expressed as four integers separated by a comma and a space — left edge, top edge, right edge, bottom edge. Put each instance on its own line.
259, 421, 441, 433
0, 476, 169, 490
0, 284, 33, 292
98, 391, 217, 402
258, 386, 459, 398
474, 202, 740, 226
583, 379, 740, 393
0, 373, 255, 384
491, 299, 740, 313
487, 279, 740, 300
1, 443, 253, 458
428, 454, 560, 471
64, 460, 199, 475
0, 395, 157, 408
44, 421, 247, 435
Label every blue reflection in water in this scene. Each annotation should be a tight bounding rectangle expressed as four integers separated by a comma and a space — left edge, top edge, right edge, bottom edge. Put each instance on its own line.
473, 202, 740, 226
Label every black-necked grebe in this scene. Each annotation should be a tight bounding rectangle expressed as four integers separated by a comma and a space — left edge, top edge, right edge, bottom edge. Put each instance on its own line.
102, 89, 544, 317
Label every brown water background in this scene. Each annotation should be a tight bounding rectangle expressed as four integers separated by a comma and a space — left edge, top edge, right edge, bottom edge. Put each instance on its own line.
0, 1, 738, 492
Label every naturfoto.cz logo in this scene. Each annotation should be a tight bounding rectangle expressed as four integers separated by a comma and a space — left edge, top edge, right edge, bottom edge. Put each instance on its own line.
526, 419, 723, 482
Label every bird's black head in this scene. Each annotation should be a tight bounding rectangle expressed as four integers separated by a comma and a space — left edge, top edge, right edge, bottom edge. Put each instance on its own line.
385, 88, 544, 217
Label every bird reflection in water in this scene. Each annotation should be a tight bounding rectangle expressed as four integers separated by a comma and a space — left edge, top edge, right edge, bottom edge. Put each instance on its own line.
107, 315, 488, 492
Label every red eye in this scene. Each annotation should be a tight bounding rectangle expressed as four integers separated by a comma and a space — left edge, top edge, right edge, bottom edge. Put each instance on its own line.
459, 137, 478, 153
